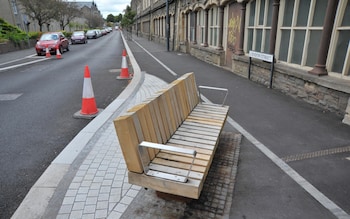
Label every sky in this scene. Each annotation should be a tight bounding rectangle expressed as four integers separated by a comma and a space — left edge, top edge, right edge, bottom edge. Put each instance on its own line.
73, 0, 130, 18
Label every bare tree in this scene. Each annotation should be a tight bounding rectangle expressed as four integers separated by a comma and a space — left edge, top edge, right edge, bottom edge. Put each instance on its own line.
56, 1, 80, 30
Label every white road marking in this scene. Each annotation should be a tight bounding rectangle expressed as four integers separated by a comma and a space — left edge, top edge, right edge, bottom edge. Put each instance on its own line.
0, 58, 48, 72
0, 93, 23, 101
132, 39, 178, 77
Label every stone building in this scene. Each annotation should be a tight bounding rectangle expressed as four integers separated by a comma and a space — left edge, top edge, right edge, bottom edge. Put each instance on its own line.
131, 0, 350, 124
0, 0, 103, 32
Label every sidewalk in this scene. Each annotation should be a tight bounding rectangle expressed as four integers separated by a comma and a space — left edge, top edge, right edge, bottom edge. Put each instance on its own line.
12, 33, 241, 219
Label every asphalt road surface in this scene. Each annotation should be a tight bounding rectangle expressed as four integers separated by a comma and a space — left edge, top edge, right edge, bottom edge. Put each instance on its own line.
0, 31, 128, 218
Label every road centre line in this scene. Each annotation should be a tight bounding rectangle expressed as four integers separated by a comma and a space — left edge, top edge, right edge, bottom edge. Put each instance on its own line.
133, 40, 350, 218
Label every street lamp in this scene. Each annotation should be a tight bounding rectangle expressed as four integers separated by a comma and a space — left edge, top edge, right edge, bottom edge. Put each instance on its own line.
166, 0, 169, 51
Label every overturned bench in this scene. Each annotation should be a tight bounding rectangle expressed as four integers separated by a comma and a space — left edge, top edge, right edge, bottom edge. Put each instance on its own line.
113, 72, 229, 199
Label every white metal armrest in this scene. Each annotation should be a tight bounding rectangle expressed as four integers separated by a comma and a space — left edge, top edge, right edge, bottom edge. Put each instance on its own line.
198, 85, 228, 106
138, 141, 197, 183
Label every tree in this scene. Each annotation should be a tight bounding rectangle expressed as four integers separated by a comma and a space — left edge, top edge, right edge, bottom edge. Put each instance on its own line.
121, 6, 135, 30
115, 14, 123, 23
56, 1, 80, 31
18, 0, 58, 32
106, 14, 115, 23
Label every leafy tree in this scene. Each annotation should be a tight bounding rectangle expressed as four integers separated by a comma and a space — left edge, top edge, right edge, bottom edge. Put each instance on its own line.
106, 14, 115, 23
18, 0, 58, 32
121, 6, 135, 30
115, 14, 123, 23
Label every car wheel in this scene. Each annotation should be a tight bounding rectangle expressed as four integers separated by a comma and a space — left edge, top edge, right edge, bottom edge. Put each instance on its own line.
59, 46, 63, 54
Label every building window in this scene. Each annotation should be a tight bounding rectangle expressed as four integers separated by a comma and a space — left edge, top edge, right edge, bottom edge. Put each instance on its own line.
277, 0, 326, 67
197, 9, 205, 44
329, 0, 350, 75
209, 6, 219, 47
189, 12, 196, 42
246, 0, 273, 53
11, 0, 18, 15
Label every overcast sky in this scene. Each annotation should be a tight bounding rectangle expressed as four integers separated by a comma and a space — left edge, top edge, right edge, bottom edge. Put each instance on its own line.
73, 0, 130, 18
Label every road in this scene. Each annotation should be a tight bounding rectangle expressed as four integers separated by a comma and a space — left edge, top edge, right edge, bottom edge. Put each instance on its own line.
0, 31, 128, 219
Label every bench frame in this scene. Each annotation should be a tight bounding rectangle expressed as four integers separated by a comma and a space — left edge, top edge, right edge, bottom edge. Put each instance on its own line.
114, 72, 229, 199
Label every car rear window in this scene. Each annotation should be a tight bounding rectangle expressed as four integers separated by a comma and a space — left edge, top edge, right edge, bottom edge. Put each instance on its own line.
41, 34, 58, 40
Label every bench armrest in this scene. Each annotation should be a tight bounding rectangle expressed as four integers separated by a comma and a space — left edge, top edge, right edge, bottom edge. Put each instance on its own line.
139, 141, 197, 183
198, 85, 228, 106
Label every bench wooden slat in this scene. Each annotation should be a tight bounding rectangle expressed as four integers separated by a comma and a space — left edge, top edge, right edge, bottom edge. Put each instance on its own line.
128, 171, 202, 199
182, 121, 222, 130
149, 163, 204, 180
148, 99, 168, 144
160, 149, 211, 160
157, 152, 209, 166
167, 86, 183, 128
166, 143, 213, 155
190, 111, 228, 119
151, 158, 206, 173
186, 117, 226, 126
129, 104, 157, 160
174, 130, 219, 141
171, 134, 217, 146
167, 139, 215, 150
114, 112, 144, 173
177, 126, 220, 137
157, 93, 174, 139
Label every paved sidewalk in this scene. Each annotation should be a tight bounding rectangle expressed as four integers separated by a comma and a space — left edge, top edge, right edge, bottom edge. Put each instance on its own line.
12, 32, 241, 218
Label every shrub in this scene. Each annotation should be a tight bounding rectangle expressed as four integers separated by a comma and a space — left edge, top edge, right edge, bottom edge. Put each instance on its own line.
0, 18, 28, 44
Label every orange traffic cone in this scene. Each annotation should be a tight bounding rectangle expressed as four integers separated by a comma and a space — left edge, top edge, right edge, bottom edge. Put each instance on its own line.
56, 46, 62, 59
117, 49, 132, 79
45, 46, 51, 58
73, 65, 102, 119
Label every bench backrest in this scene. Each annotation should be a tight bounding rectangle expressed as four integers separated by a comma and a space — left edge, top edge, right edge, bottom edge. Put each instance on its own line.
113, 72, 199, 173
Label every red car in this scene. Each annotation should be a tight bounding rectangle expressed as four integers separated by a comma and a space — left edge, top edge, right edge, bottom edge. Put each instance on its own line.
35, 32, 69, 56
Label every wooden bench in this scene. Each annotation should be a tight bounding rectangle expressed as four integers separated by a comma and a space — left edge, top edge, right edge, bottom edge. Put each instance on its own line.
113, 72, 229, 199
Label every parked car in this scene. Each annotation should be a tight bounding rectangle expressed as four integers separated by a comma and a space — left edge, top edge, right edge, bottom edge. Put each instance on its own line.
71, 31, 87, 44
86, 30, 98, 39
101, 29, 107, 36
35, 32, 69, 56
94, 29, 102, 38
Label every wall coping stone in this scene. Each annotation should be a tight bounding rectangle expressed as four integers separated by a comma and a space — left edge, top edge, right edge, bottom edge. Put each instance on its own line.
233, 54, 350, 94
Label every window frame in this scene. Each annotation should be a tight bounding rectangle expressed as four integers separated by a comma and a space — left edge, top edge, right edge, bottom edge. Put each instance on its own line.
327, 0, 350, 77
208, 6, 220, 47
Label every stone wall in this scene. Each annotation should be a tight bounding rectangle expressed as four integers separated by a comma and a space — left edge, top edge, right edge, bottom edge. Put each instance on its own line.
189, 45, 225, 66
232, 54, 350, 117
0, 40, 36, 54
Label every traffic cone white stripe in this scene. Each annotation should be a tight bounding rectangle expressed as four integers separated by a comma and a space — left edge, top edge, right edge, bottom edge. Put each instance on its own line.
83, 77, 95, 98
117, 49, 131, 79
56, 46, 62, 59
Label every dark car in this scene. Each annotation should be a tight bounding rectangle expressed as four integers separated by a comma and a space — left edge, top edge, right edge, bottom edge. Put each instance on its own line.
86, 30, 98, 39
35, 32, 69, 56
71, 31, 87, 44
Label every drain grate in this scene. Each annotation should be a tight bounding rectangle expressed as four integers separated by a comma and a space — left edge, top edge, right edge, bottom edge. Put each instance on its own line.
0, 93, 22, 101
282, 145, 350, 163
